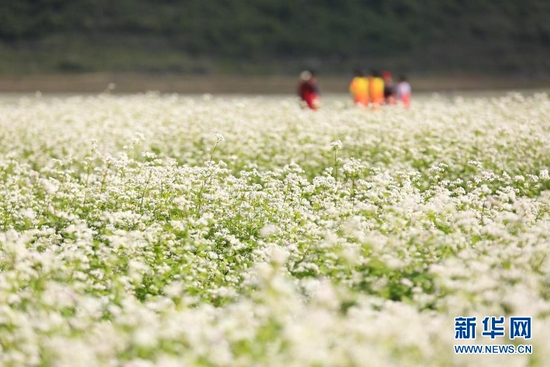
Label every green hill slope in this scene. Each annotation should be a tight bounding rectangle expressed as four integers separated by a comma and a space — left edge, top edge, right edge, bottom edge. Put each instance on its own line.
1, 0, 549, 74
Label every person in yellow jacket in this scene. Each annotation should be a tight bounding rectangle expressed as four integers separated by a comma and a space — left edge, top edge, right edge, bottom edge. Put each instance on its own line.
369, 70, 385, 106
349, 69, 369, 106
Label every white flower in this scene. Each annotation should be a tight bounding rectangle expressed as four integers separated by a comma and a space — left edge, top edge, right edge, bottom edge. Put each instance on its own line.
259, 224, 278, 237
330, 140, 343, 150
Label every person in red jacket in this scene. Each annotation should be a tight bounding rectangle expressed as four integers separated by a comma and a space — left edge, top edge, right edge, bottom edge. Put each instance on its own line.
297, 70, 320, 110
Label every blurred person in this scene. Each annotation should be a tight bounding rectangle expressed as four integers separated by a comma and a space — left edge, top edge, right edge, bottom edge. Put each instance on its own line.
397, 75, 412, 108
369, 70, 385, 107
349, 69, 369, 106
382, 70, 397, 105
298, 70, 320, 110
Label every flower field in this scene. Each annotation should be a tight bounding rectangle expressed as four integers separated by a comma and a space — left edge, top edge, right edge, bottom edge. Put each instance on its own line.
1, 92, 549, 366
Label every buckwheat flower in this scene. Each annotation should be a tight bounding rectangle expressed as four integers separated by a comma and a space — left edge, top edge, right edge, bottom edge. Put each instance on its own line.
341, 244, 361, 265
312, 280, 339, 309
44, 339, 98, 367
142, 151, 157, 159
330, 140, 343, 150
259, 224, 278, 237
154, 356, 184, 367
124, 359, 156, 367
133, 327, 158, 349
42, 179, 59, 194
128, 260, 150, 282
20, 209, 36, 220
527, 174, 539, 182
269, 244, 289, 266
255, 262, 273, 281
383, 256, 403, 270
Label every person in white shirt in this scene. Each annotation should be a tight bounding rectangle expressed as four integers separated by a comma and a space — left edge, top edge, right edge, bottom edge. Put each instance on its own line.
396, 75, 411, 108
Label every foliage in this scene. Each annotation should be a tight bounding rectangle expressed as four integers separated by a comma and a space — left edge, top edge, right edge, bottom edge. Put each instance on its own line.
1, 0, 550, 73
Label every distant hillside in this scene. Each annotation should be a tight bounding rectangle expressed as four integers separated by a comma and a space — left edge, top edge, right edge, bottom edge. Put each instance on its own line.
1, 0, 549, 75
